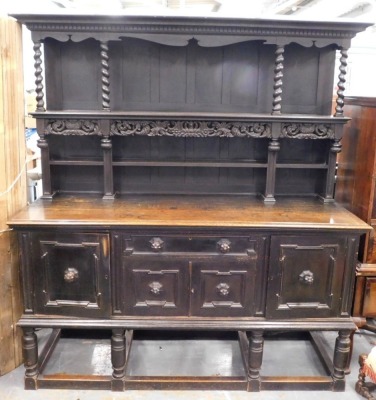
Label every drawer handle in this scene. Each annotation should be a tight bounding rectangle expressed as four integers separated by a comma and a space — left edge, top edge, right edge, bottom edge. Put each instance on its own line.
217, 239, 231, 253
149, 281, 163, 295
149, 237, 164, 252
299, 270, 314, 285
216, 283, 230, 297
64, 267, 79, 283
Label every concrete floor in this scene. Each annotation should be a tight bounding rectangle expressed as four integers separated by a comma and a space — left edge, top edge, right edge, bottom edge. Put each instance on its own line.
0, 329, 375, 400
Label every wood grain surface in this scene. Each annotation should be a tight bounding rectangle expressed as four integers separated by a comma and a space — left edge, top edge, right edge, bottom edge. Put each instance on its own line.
0, 17, 26, 375
8, 194, 371, 231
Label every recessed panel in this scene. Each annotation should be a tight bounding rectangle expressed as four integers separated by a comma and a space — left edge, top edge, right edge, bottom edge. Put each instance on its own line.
33, 233, 110, 317
267, 235, 346, 318
121, 256, 189, 316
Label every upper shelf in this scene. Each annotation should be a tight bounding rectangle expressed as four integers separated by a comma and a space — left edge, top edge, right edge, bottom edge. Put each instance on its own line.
12, 14, 372, 118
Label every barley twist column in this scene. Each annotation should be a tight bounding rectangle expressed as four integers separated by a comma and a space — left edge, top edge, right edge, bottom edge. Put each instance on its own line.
100, 41, 110, 111
334, 48, 348, 117
272, 45, 285, 115
33, 40, 45, 111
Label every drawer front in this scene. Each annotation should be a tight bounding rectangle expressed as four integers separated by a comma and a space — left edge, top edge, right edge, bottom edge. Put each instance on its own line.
190, 256, 256, 317
123, 234, 252, 255
120, 255, 190, 316
115, 233, 267, 317
266, 235, 350, 319
31, 232, 110, 317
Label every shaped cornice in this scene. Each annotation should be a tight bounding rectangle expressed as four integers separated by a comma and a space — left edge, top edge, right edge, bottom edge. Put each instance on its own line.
11, 14, 372, 48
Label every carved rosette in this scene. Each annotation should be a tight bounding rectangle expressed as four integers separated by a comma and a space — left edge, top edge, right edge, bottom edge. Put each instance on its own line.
281, 123, 335, 139
45, 120, 100, 135
110, 120, 271, 138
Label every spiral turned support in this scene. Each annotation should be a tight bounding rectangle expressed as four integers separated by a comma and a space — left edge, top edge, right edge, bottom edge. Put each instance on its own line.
334, 48, 348, 117
100, 41, 110, 111
33, 41, 45, 111
272, 45, 285, 115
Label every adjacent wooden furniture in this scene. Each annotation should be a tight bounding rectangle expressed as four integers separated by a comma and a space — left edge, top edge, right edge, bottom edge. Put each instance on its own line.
356, 352, 376, 399
336, 97, 376, 331
9, 14, 372, 392
0, 17, 26, 375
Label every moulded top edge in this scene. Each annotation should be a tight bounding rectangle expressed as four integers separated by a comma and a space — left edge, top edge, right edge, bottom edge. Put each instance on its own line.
9, 13, 372, 35
29, 111, 351, 123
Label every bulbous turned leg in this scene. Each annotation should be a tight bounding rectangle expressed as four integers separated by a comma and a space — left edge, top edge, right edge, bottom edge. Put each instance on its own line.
247, 330, 264, 392
332, 330, 351, 391
111, 328, 126, 391
22, 327, 39, 390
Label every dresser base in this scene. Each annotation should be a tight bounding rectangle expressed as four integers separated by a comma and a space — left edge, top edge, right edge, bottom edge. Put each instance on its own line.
20, 323, 354, 392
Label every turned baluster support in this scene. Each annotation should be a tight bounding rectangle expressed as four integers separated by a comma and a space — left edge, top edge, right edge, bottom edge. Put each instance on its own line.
100, 118, 115, 199
37, 124, 55, 198
332, 330, 352, 391
23, 328, 39, 390
264, 136, 280, 203
247, 330, 264, 392
101, 136, 115, 199
111, 329, 126, 391
272, 45, 285, 115
322, 138, 341, 202
334, 48, 349, 117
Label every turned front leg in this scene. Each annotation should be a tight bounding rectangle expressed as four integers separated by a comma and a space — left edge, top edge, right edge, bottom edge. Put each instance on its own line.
332, 330, 352, 391
247, 330, 264, 392
111, 328, 126, 391
22, 327, 39, 390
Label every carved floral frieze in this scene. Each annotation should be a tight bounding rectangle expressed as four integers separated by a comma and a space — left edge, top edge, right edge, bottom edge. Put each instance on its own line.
281, 123, 335, 139
110, 120, 271, 138
43, 119, 339, 140
45, 120, 100, 135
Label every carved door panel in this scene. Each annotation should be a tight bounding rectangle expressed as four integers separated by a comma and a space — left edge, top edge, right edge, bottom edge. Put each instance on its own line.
120, 255, 189, 316
190, 256, 256, 317
32, 232, 110, 317
266, 235, 349, 318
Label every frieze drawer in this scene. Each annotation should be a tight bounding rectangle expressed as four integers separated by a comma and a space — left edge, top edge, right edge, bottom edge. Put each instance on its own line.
121, 234, 254, 255
20, 232, 111, 318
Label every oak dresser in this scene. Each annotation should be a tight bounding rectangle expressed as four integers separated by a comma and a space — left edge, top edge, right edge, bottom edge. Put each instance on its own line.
8, 13, 372, 392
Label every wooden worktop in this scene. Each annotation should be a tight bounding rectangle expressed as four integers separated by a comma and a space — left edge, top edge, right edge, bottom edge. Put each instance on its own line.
8, 195, 371, 231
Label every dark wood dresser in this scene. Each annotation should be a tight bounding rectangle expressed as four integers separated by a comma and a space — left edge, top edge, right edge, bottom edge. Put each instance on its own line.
9, 14, 371, 392
336, 97, 376, 329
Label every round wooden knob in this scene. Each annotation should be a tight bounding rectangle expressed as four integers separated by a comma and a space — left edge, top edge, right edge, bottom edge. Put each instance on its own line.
149, 281, 163, 295
216, 283, 230, 296
217, 239, 231, 253
149, 237, 164, 252
299, 270, 314, 285
64, 267, 79, 283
